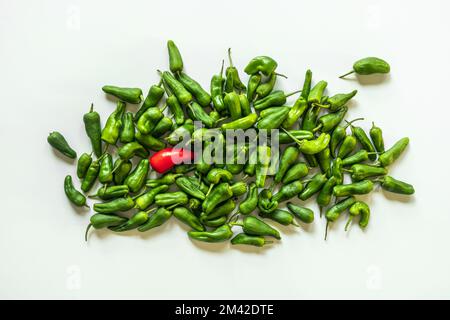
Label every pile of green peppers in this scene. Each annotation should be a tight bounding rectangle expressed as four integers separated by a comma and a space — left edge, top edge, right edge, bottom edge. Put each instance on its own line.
48, 40, 413, 247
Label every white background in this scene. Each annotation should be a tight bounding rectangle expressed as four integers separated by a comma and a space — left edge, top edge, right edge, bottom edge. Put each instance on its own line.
1, 0, 450, 299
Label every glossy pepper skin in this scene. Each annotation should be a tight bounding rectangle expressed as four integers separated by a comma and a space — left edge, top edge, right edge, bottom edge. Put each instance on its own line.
85, 213, 128, 241
337, 135, 357, 159
260, 209, 298, 227
348, 164, 387, 181
340, 57, 390, 78
257, 107, 290, 130
327, 90, 357, 112
167, 40, 183, 74
101, 101, 125, 145
136, 107, 163, 134
188, 224, 233, 243
173, 207, 204, 231
152, 117, 173, 137
202, 216, 227, 228
138, 207, 172, 232
378, 137, 409, 167
331, 158, 344, 184
350, 124, 377, 160
231, 233, 272, 247
325, 196, 356, 222
134, 185, 169, 210
226, 48, 246, 92
135, 132, 165, 151
110, 211, 149, 232
286, 202, 314, 224
175, 176, 206, 200
221, 114, 257, 131
125, 159, 149, 193
239, 94, 251, 116
315, 106, 348, 133
102, 85, 142, 104
379, 176, 415, 195
299, 173, 327, 201
83, 104, 102, 157
201, 199, 236, 221
282, 162, 309, 184
278, 130, 314, 144
81, 159, 100, 192
329, 118, 363, 157
120, 112, 135, 143
316, 147, 332, 177
187, 102, 215, 128
77, 153, 93, 179
118, 141, 148, 161
47, 131, 77, 159
64, 175, 88, 207
274, 146, 300, 184
254, 90, 299, 111
202, 183, 233, 214
91, 185, 129, 201
98, 153, 113, 184
177, 72, 211, 107
244, 56, 278, 76
308, 80, 328, 105
236, 216, 281, 239
93, 196, 135, 214
272, 181, 304, 203
247, 74, 261, 101
167, 95, 185, 126
300, 69, 312, 99
286, 132, 331, 155
301, 105, 321, 132
256, 146, 271, 188
282, 97, 308, 129
346, 201, 371, 230
255, 72, 277, 99
113, 159, 135, 185
224, 92, 241, 121
317, 176, 338, 212
239, 182, 258, 215
257, 189, 278, 215
135, 84, 165, 121
160, 71, 193, 105
370, 122, 385, 153
206, 168, 233, 185
146, 173, 182, 188
155, 191, 189, 207
210, 61, 226, 114
333, 180, 374, 197
166, 120, 194, 145
341, 150, 375, 167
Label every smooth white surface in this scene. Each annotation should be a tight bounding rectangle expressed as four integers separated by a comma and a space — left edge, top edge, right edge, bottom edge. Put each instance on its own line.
1, 0, 450, 299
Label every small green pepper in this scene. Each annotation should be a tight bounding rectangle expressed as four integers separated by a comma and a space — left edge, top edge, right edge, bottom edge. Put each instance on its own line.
102, 85, 142, 104
110, 211, 149, 232
146, 173, 182, 188
347, 164, 387, 181
120, 112, 135, 143
93, 196, 135, 214
221, 114, 258, 131
224, 92, 242, 120
256, 146, 271, 188
378, 137, 409, 167
47, 131, 77, 159
333, 180, 374, 197
330, 118, 363, 157
243, 148, 258, 177
166, 95, 185, 126
167, 40, 183, 73
77, 152, 93, 179
233, 216, 281, 239
254, 90, 300, 111
278, 130, 314, 144
90, 185, 129, 201
83, 104, 102, 157
299, 173, 327, 201
113, 159, 132, 185
210, 60, 227, 114
257, 189, 278, 215
273, 146, 300, 184
316, 147, 332, 177
286, 202, 314, 224
101, 101, 125, 145
378, 176, 415, 195
203, 183, 233, 214
152, 117, 173, 137
238, 182, 258, 215
64, 175, 88, 208
272, 181, 304, 203
247, 74, 261, 101
155, 191, 189, 207
300, 69, 312, 100
124, 159, 149, 193
138, 207, 172, 232
317, 176, 338, 214
283, 130, 331, 155
239, 94, 251, 116
135, 132, 166, 151
187, 102, 215, 128
202, 216, 228, 228
327, 90, 357, 112
345, 201, 371, 231
282, 97, 308, 129
175, 176, 206, 200
226, 48, 246, 92
255, 72, 277, 99
350, 124, 377, 160
337, 135, 357, 159
81, 159, 101, 193
85, 213, 128, 241
98, 153, 113, 184
135, 84, 165, 121
341, 150, 377, 167
118, 141, 148, 161
326, 196, 356, 222
206, 168, 233, 188
244, 56, 278, 76
188, 224, 233, 243
136, 107, 163, 134
282, 162, 309, 184
177, 72, 211, 107
257, 106, 291, 130
307, 80, 328, 105
160, 70, 193, 105
339, 57, 390, 78
331, 158, 344, 184
134, 184, 169, 210
231, 233, 273, 247
260, 209, 298, 227
314, 106, 348, 133
173, 207, 205, 231
370, 122, 385, 153
201, 199, 236, 221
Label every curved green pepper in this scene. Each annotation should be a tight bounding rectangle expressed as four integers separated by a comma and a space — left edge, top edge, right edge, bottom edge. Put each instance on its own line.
77, 152, 93, 179
314, 106, 348, 133
233, 216, 281, 239
283, 131, 330, 155
102, 85, 142, 104
201, 199, 236, 221
255, 72, 277, 99
166, 95, 185, 126
93, 196, 135, 214
152, 117, 173, 137
221, 114, 257, 131
337, 135, 357, 159
231, 233, 273, 247
378, 137, 409, 167
286, 202, 314, 224
254, 90, 300, 111
257, 189, 278, 215
119, 112, 135, 143
113, 159, 132, 185
81, 159, 100, 192
256, 146, 271, 188
244, 56, 278, 76
177, 72, 211, 107
282, 162, 309, 184
188, 224, 233, 243
118, 141, 148, 160
167, 40, 183, 73
331, 158, 344, 184
330, 118, 363, 157
83, 104, 102, 157
110, 211, 149, 232
282, 97, 308, 129
299, 173, 327, 200
247, 74, 261, 101
278, 130, 314, 144
165, 120, 194, 145
239, 94, 251, 116
346, 201, 371, 231
326, 196, 356, 222
317, 176, 338, 213
333, 180, 374, 197
124, 159, 149, 193
210, 60, 226, 114
136, 107, 163, 134
47, 131, 77, 159
272, 180, 303, 203
135, 84, 165, 121
134, 184, 169, 210
173, 207, 204, 231
160, 70, 193, 105
316, 147, 332, 177
155, 191, 189, 207
98, 153, 113, 184
274, 146, 300, 184
175, 176, 206, 200
225, 48, 246, 92
138, 207, 172, 232
341, 150, 376, 167
187, 102, 215, 128
308, 80, 327, 105
101, 101, 125, 145
238, 182, 258, 215
64, 175, 88, 208
300, 69, 312, 100
370, 122, 385, 153
350, 124, 376, 160
202, 183, 233, 214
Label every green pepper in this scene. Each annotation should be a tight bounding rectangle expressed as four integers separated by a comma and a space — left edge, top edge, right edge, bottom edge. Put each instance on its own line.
81, 159, 101, 192
307, 80, 328, 105
124, 159, 149, 193
317, 176, 338, 214
247, 74, 261, 101
333, 180, 374, 197
345, 201, 371, 231
119, 112, 135, 143
260, 209, 298, 227
299, 173, 327, 201
255, 72, 277, 99
257, 106, 290, 130
337, 135, 357, 159
282, 162, 309, 184
146, 173, 182, 188
347, 164, 387, 181
231, 233, 273, 247
177, 72, 211, 107
136, 107, 163, 134
188, 198, 202, 214
282, 97, 308, 129
187, 102, 215, 128
254, 90, 300, 111
370, 122, 385, 153
64, 175, 88, 208
326, 196, 356, 222
350, 124, 376, 160
316, 147, 332, 177
300, 69, 312, 100
202, 183, 233, 214
167, 40, 183, 73
243, 148, 258, 177
118, 141, 148, 161
221, 114, 257, 131
314, 106, 348, 133
378, 176, 415, 195
152, 117, 173, 137
272, 181, 304, 203
135, 84, 165, 121
210, 60, 226, 113
341, 150, 376, 167
160, 70, 193, 105
188, 224, 233, 243
226, 48, 246, 92
90, 185, 129, 200
327, 90, 357, 112
83, 104, 102, 157
233, 216, 281, 239
85, 213, 128, 241
206, 168, 233, 185
331, 158, 344, 184
339, 57, 390, 78
301, 105, 321, 132
238, 182, 258, 215
101, 101, 125, 145
138, 207, 172, 232
175, 176, 206, 200
77, 152, 93, 179
135, 132, 166, 151
329, 118, 363, 157
113, 159, 132, 185
110, 211, 149, 232
283, 131, 331, 155
47, 131, 77, 159
224, 92, 241, 120
134, 185, 169, 210
278, 130, 314, 144
273, 146, 300, 184
239, 94, 251, 116
378, 137, 409, 167
155, 191, 189, 207
102, 85, 142, 104
201, 199, 236, 221
173, 207, 204, 231
166, 95, 185, 126
202, 216, 228, 228
257, 189, 278, 215
286, 202, 314, 224
256, 146, 271, 188
93, 196, 135, 214
98, 153, 113, 184
244, 56, 278, 76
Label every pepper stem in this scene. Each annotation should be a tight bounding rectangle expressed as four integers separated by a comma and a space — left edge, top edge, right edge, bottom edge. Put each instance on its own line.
229, 222, 243, 228
90, 103, 94, 113
84, 224, 92, 242
83, 204, 90, 209
274, 72, 288, 79
324, 221, 329, 240
145, 207, 158, 214
227, 48, 234, 67
344, 117, 365, 129
227, 211, 240, 223
291, 219, 300, 227
281, 127, 303, 146
160, 103, 168, 113
312, 124, 323, 132
319, 206, 323, 218
339, 70, 355, 79
220, 59, 224, 76
205, 184, 214, 198
285, 89, 302, 98
344, 216, 353, 232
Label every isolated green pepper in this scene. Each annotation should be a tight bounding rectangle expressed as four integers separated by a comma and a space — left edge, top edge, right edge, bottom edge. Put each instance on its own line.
238, 182, 258, 215
231, 233, 273, 247
257, 189, 278, 215
90, 185, 129, 200
333, 180, 374, 197
77, 152, 93, 179
138, 207, 172, 232
254, 90, 300, 110
173, 207, 204, 231
233, 216, 281, 239
260, 209, 298, 227
101, 101, 125, 145
187, 102, 215, 128
347, 164, 387, 181
273, 146, 300, 184
257, 106, 290, 130
64, 175, 88, 208
98, 153, 113, 184
327, 90, 357, 112
124, 159, 149, 193
299, 173, 327, 201
282, 97, 308, 129
135, 132, 165, 151
255, 72, 277, 99
244, 56, 278, 76
146, 173, 182, 188
378, 137, 409, 167
110, 211, 149, 232
177, 72, 211, 107
188, 224, 233, 243
83, 104, 102, 157
167, 40, 183, 73
337, 135, 357, 159
272, 181, 304, 203
256, 146, 271, 188
175, 176, 206, 200
85, 213, 128, 241
102, 85, 142, 104
136, 107, 163, 134
286, 202, 314, 224
314, 106, 348, 133
134, 184, 169, 210
119, 112, 135, 143
370, 122, 385, 153
282, 162, 309, 184
247, 74, 261, 101
308, 80, 328, 105
224, 92, 241, 120
47, 131, 77, 159
81, 159, 100, 192
135, 84, 165, 121
160, 70, 193, 105
345, 201, 371, 231
378, 176, 415, 195
93, 196, 135, 214
339, 57, 390, 78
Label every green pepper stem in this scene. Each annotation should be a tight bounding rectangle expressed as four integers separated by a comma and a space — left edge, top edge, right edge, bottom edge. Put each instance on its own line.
264, 240, 274, 245
145, 207, 158, 214
227, 48, 234, 67
205, 184, 214, 198
132, 189, 148, 201
344, 216, 353, 232
90, 103, 94, 113
291, 219, 300, 227
324, 221, 330, 241
229, 222, 243, 228
160, 103, 168, 113
281, 127, 303, 146
285, 89, 302, 98
167, 204, 179, 210
312, 103, 330, 109
83, 204, 90, 209
84, 224, 92, 242
344, 118, 365, 129
339, 70, 355, 79
156, 69, 163, 77
343, 168, 353, 173
87, 195, 98, 199
312, 124, 323, 132
274, 72, 288, 79
220, 59, 224, 76
319, 206, 323, 218
227, 211, 240, 223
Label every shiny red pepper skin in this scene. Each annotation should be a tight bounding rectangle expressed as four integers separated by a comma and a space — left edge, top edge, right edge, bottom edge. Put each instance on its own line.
149, 148, 196, 174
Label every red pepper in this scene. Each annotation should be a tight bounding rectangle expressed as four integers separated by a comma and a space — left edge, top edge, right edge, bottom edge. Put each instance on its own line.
149, 148, 196, 174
